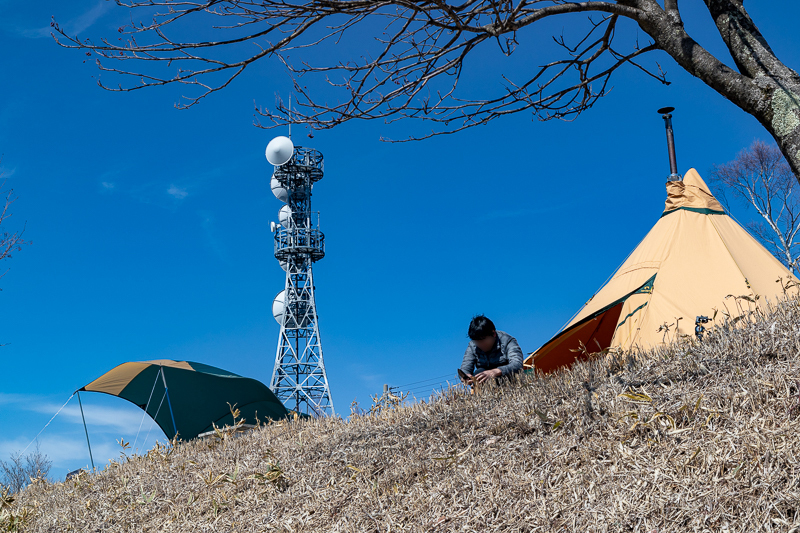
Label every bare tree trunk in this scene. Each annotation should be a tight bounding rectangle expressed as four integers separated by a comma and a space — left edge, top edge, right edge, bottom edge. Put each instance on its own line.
637, 0, 800, 178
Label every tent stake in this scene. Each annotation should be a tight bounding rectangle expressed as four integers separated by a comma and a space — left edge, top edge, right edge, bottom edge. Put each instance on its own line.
76, 391, 95, 471
160, 369, 178, 441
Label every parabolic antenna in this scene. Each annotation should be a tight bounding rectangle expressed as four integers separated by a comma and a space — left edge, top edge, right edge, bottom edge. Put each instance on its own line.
279, 205, 292, 227
272, 290, 286, 324
271, 175, 288, 203
272, 289, 309, 326
265, 136, 294, 166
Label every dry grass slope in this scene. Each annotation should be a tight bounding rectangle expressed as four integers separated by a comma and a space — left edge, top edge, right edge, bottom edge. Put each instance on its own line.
5, 297, 800, 532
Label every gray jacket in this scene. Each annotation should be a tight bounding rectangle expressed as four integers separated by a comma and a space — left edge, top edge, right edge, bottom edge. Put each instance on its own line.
460, 330, 523, 377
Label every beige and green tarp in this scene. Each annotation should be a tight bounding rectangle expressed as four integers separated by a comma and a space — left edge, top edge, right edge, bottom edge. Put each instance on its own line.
526, 169, 794, 374
80, 360, 289, 440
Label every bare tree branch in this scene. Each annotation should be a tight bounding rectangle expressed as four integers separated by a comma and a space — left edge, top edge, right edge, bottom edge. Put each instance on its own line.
51, 0, 800, 176
52, 0, 664, 140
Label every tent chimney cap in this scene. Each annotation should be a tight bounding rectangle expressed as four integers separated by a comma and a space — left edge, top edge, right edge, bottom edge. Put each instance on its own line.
658, 106, 681, 181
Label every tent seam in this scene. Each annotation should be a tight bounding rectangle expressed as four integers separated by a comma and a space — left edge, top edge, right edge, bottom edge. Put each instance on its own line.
553, 227, 655, 337
708, 214, 752, 295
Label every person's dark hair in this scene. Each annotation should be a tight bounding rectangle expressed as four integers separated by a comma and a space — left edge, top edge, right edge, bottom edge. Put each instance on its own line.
468, 315, 496, 340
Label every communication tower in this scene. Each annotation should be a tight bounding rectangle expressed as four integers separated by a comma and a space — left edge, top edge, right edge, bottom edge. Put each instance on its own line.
265, 136, 334, 416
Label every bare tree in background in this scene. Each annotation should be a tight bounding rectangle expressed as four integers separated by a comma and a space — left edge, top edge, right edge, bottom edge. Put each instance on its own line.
0, 180, 27, 289
710, 140, 800, 272
0, 181, 25, 264
0, 172, 29, 347
0, 447, 52, 494
52, 2, 800, 177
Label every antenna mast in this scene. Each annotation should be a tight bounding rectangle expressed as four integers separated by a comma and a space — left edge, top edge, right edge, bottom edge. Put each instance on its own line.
265, 137, 334, 416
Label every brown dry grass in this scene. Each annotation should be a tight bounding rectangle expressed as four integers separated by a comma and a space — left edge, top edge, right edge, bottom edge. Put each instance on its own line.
6, 297, 800, 532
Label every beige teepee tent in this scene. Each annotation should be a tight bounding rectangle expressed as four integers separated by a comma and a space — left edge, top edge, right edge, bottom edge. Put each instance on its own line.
526, 168, 794, 374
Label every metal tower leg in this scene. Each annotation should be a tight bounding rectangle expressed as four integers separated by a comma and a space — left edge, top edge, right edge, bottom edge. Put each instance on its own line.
270, 266, 334, 416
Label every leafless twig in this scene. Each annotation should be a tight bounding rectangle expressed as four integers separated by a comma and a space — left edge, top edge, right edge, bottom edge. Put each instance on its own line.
51, 0, 664, 140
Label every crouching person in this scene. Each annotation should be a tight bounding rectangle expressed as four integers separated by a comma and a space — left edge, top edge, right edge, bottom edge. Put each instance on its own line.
459, 315, 523, 386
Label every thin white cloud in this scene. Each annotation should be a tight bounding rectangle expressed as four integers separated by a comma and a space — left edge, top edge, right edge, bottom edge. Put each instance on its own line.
67, 2, 114, 36
11, 395, 150, 435
9, 1, 113, 39
200, 211, 226, 260
0, 436, 28, 457
359, 374, 385, 384
12, 26, 49, 39
0, 395, 169, 479
0, 393, 32, 406
32, 437, 113, 471
0, 436, 121, 478
167, 184, 188, 199
101, 181, 115, 190
46, 404, 147, 435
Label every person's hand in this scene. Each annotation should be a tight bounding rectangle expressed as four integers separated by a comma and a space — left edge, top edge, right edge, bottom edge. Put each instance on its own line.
474, 368, 502, 384
460, 371, 474, 385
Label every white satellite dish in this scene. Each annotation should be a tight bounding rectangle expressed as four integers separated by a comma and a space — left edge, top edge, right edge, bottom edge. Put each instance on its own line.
272, 290, 286, 324
265, 136, 294, 166
278, 205, 292, 227
272, 289, 309, 326
270, 221, 277, 233
279, 259, 289, 272
271, 174, 288, 203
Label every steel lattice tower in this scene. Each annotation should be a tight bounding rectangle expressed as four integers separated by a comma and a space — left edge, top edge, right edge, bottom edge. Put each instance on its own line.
266, 138, 334, 416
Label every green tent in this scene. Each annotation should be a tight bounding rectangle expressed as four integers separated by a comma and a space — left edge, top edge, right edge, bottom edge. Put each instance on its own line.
79, 360, 289, 441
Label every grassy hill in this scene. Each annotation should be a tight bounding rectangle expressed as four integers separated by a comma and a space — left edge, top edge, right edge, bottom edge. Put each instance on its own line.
4, 298, 800, 532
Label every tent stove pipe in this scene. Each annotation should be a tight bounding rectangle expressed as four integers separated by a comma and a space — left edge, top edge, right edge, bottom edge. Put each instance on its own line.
658, 106, 680, 181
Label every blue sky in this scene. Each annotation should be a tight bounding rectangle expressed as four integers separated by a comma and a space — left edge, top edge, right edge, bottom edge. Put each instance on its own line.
1, 1, 799, 479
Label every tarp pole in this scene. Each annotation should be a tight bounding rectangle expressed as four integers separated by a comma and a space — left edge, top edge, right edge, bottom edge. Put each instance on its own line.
165, 390, 177, 441
160, 369, 178, 441
76, 391, 95, 471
